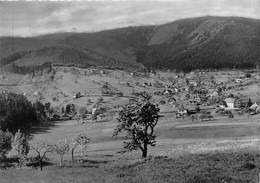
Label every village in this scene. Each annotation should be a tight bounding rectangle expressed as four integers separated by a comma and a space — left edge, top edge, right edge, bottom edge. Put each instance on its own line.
1, 67, 260, 123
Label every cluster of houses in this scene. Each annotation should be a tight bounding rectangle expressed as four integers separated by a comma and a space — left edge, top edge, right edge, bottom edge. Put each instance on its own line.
148, 70, 260, 116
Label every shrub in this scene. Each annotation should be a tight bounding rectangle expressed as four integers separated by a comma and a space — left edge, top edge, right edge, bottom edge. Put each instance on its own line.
97, 97, 104, 104
0, 130, 13, 159
12, 130, 30, 168
245, 73, 251, 78
228, 114, 234, 118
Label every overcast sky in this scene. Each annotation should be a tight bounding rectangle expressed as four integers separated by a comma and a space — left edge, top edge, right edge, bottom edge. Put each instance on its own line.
1, 0, 259, 37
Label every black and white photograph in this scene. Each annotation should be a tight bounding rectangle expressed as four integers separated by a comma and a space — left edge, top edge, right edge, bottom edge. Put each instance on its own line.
0, 0, 260, 182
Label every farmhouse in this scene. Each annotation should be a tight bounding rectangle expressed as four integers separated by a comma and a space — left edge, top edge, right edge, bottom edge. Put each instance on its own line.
225, 97, 235, 109
188, 99, 198, 105
235, 78, 243, 83
189, 81, 198, 86
168, 97, 177, 105
208, 89, 218, 97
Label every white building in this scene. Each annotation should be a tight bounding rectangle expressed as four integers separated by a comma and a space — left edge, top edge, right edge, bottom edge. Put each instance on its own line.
225, 98, 235, 109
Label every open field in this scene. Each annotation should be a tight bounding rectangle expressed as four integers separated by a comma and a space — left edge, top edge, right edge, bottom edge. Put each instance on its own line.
1, 112, 259, 183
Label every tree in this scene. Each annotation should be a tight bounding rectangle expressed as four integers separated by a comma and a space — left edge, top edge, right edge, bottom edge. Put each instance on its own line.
87, 99, 92, 104
44, 102, 51, 118
30, 141, 53, 171
247, 98, 253, 108
194, 105, 200, 113
78, 107, 88, 123
12, 130, 30, 169
0, 91, 39, 132
113, 91, 161, 158
65, 104, 72, 115
96, 97, 104, 104
34, 101, 47, 121
91, 112, 98, 122
70, 134, 90, 162
52, 140, 70, 166
0, 130, 13, 168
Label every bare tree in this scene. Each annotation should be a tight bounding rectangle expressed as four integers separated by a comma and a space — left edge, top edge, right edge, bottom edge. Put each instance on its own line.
70, 134, 90, 162
52, 140, 70, 166
30, 141, 53, 171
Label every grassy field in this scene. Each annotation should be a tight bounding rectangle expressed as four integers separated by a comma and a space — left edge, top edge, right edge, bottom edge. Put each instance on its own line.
1, 112, 259, 183
0, 142, 258, 183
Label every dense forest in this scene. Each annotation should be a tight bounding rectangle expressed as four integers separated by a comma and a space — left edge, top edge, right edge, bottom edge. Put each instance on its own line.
0, 91, 49, 132
5, 62, 53, 75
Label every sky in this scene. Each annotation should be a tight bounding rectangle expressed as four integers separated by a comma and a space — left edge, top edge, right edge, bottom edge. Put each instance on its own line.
0, 0, 259, 37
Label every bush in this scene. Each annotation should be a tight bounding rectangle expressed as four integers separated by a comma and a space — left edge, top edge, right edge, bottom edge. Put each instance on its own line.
0, 130, 13, 158
97, 97, 104, 104
228, 114, 234, 118
245, 73, 251, 78
12, 130, 30, 168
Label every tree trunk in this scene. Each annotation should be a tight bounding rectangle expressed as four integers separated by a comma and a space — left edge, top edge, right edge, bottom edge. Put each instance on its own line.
71, 148, 75, 162
39, 160, 43, 171
59, 156, 63, 166
142, 143, 148, 158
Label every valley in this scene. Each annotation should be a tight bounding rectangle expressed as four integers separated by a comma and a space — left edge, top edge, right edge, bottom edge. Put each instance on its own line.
0, 65, 259, 182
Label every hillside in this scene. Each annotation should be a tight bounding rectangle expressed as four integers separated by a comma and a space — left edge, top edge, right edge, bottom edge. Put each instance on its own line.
0, 16, 259, 71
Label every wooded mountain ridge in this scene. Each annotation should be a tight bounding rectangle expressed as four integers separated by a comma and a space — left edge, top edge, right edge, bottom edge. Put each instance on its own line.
1, 16, 259, 71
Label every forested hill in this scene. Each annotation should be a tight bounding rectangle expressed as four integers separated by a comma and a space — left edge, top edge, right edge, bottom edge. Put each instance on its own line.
1, 16, 259, 71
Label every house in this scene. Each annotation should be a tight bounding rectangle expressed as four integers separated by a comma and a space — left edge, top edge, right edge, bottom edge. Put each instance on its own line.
173, 88, 179, 92
235, 79, 243, 83
183, 87, 189, 91
194, 96, 201, 103
188, 99, 198, 105
189, 81, 198, 87
163, 90, 170, 95
73, 92, 81, 99
168, 97, 177, 104
250, 103, 259, 109
225, 98, 235, 109
92, 108, 97, 115
208, 89, 218, 97
163, 90, 173, 95
130, 72, 136, 76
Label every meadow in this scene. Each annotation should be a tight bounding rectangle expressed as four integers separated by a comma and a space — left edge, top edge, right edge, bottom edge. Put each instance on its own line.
1, 112, 259, 183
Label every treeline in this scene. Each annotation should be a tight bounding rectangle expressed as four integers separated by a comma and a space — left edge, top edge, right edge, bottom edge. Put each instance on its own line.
5, 62, 52, 75
0, 91, 49, 132
0, 51, 27, 67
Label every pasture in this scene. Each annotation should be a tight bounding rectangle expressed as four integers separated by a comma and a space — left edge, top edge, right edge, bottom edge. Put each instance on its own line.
1, 113, 259, 183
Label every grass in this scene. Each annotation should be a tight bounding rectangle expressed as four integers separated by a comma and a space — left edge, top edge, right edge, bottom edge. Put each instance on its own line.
106, 148, 259, 183
1, 147, 258, 183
